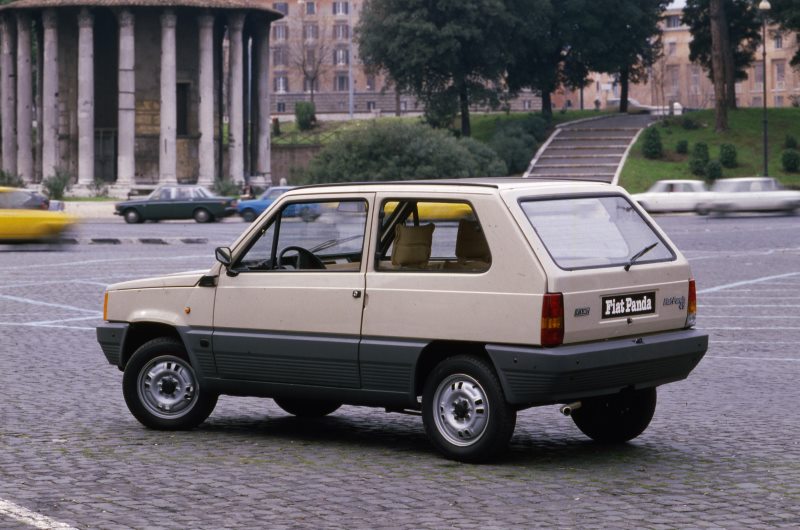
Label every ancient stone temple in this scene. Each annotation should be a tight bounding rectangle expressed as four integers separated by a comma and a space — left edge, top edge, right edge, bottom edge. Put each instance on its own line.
0, 0, 282, 193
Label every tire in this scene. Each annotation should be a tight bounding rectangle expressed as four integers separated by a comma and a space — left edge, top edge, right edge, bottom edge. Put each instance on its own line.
422, 355, 516, 463
274, 398, 341, 418
193, 208, 212, 223
241, 209, 257, 222
695, 205, 709, 216
571, 387, 657, 444
122, 337, 217, 430
124, 209, 142, 224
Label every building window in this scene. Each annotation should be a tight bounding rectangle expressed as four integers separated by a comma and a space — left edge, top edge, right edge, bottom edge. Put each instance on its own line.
305, 1, 316, 15
334, 48, 349, 66
775, 60, 786, 90
273, 2, 289, 15
333, 23, 350, 40
754, 62, 764, 90
274, 74, 289, 93
334, 73, 349, 92
665, 15, 681, 28
400, 100, 408, 111
666, 65, 680, 96
775, 34, 783, 49
303, 23, 319, 40
333, 1, 349, 15
367, 101, 376, 111
690, 66, 701, 94
272, 47, 289, 67
366, 75, 375, 91
751, 96, 763, 107
667, 41, 677, 56
305, 48, 316, 65
523, 100, 532, 110
303, 78, 319, 93
775, 95, 784, 107
273, 24, 288, 41
277, 101, 286, 113
176, 82, 190, 136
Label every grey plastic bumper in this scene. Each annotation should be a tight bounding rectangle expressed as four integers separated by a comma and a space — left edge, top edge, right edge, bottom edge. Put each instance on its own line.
96, 322, 129, 368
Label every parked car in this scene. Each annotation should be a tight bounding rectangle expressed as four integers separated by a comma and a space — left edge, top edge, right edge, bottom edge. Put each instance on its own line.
0, 186, 76, 243
98, 179, 707, 462
238, 186, 319, 222
114, 185, 237, 223
695, 177, 800, 215
632, 179, 711, 213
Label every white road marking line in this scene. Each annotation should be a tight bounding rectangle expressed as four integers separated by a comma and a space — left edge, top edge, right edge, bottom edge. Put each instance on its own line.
703, 355, 800, 362
697, 272, 800, 294
0, 322, 95, 331
0, 498, 78, 529
25, 315, 103, 325
0, 279, 108, 290
0, 254, 209, 271
0, 294, 99, 314
702, 326, 800, 330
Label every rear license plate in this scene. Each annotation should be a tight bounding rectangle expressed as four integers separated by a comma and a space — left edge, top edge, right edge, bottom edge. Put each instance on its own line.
602, 292, 656, 319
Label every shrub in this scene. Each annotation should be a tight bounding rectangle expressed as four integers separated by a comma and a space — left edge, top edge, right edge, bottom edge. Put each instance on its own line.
0, 170, 24, 188
681, 116, 700, 130
90, 176, 109, 198
519, 114, 548, 142
719, 143, 737, 168
304, 121, 507, 183
212, 178, 241, 196
489, 123, 538, 174
676, 139, 689, 154
42, 168, 73, 200
641, 127, 663, 159
272, 117, 281, 136
705, 160, 723, 182
689, 142, 710, 176
785, 134, 798, 150
782, 148, 800, 172
295, 101, 316, 131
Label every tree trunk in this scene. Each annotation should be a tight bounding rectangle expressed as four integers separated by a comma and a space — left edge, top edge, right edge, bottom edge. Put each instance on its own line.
458, 83, 471, 137
710, 0, 728, 131
719, 3, 737, 110
620, 66, 630, 113
541, 89, 553, 120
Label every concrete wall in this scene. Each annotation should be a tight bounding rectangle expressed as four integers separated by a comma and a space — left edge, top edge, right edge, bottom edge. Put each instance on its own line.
270, 144, 321, 184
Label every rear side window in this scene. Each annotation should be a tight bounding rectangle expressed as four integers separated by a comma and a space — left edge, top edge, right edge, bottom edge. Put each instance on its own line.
520, 195, 674, 270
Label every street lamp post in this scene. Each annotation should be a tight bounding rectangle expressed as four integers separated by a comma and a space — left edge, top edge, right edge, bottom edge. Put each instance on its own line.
759, 0, 771, 176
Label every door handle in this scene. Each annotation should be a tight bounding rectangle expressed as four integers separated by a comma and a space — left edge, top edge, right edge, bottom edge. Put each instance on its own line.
352, 290, 362, 299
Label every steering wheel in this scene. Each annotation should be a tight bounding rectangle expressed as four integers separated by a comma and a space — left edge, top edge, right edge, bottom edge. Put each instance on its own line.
276, 246, 326, 270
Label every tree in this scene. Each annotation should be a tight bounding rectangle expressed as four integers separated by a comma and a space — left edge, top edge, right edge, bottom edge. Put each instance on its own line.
709, 0, 728, 131
770, 0, 800, 69
287, 8, 334, 103
582, 0, 668, 113
682, 0, 761, 110
357, 0, 513, 136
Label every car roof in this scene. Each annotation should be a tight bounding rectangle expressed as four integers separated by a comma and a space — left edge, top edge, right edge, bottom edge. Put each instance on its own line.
653, 179, 705, 184
286, 178, 617, 195
714, 177, 773, 182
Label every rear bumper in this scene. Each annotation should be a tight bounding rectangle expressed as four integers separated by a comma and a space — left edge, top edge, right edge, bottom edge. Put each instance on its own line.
487, 329, 708, 406
96, 322, 129, 368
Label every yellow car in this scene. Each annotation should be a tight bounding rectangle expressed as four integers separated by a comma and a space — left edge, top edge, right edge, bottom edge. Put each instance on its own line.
0, 186, 77, 243
383, 200, 474, 221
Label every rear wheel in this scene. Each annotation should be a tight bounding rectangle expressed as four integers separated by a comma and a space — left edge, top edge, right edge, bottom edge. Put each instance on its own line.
241, 209, 257, 222
124, 209, 142, 224
571, 387, 657, 443
193, 208, 212, 223
274, 398, 341, 418
422, 355, 516, 463
122, 337, 217, 430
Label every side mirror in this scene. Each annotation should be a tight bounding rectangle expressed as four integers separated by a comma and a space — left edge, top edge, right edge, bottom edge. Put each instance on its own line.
215, 246, 232, 267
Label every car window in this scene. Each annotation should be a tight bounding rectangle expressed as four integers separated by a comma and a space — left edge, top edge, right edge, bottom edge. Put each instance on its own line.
176, 188, 192, 200
265, 188, 286, 200
233, 199, 367, 272
376, 199, 490, 273
0, 191, 29, 209
194, 187, 212, 198
158, 188, 174, 200
520, 195, 674, 270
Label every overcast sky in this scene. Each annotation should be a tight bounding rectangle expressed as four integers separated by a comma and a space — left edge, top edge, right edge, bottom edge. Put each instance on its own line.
669, 0, 687, 8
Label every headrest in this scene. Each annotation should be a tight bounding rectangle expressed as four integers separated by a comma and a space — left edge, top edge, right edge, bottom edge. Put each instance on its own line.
455, 219, 490, 261
391, 223, 435, 266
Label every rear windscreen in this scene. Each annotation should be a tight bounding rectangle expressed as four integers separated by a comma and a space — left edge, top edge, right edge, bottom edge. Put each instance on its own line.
520, 195, 675, 270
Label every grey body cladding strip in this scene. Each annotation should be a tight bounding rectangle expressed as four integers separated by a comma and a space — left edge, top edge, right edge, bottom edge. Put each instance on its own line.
486, 329, 708, 406
96, 322, 129, 367
359, 337, 427, 394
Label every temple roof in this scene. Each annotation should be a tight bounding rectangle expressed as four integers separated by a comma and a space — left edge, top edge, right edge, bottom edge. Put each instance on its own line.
0, 0, 283, 18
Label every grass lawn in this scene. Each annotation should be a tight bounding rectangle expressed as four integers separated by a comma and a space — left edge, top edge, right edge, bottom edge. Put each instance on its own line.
620, 108, 800, 193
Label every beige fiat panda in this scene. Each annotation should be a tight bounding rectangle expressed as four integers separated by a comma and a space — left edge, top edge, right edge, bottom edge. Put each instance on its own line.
97, 179, 708, 462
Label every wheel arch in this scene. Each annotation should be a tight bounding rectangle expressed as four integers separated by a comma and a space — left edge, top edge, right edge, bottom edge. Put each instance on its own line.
413, 340, 496, 398
120, 322, 183, 369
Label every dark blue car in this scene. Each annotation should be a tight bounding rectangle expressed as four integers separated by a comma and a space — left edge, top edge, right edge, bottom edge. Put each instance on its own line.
237, 186, 321, 222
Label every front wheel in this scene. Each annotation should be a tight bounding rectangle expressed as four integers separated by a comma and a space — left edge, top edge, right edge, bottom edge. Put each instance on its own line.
193, 208, 213, 223
124, 209, 142, 224
571, 387, 657, 443
422, 355, 516, 463
122, 337, 217, 430
241, 209, 257, 222
274, 398, 341, 418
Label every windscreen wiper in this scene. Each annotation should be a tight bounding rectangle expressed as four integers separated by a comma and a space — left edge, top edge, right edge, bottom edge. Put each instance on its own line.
624, 242, 659, 271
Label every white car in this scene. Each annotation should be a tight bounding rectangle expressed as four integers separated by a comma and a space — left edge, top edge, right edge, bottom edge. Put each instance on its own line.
695, 177, 800, 215
632, 179, 710, 213
97, 179, 707, 462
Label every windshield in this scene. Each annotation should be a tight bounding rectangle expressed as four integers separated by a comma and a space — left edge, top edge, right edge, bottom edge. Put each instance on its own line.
520, 195, 675, 270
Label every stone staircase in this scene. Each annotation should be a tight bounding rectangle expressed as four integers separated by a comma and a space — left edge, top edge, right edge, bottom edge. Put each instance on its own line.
524, 114, 656, 184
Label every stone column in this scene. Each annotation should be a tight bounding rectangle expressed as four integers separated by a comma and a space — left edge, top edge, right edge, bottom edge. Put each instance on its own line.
1, 16, 17, 175
16, 13, 33, 184
227, 13, 245, 185
77, 8, 94, 187
159, 10, 177, 184
42, 10, 59, 179
197, 13, 214, 187
117, 9, 135, 188
254, 22, 271, 185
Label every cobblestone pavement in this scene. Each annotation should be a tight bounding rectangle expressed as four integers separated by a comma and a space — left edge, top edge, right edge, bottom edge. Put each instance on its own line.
0, 215, 798, 529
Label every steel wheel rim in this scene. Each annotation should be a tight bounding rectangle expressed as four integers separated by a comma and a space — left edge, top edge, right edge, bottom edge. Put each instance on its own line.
432, 373, 490, 447
138, 355, 198, 419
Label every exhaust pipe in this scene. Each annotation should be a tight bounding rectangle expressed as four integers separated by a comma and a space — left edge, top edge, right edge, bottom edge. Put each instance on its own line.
559, 401, 582, 417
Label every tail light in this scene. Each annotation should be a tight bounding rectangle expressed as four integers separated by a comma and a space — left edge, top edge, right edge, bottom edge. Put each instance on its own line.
685, 279, 697, 328
541, 293, 564, 347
